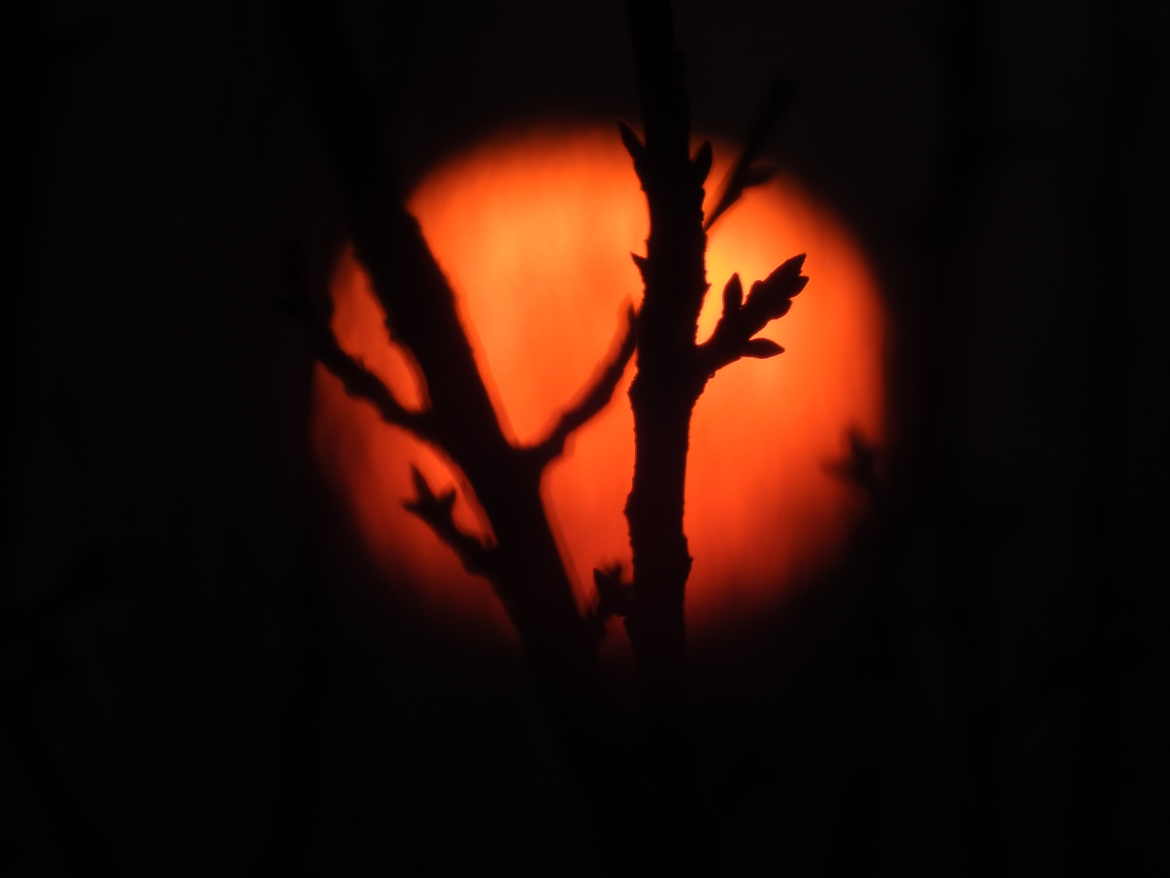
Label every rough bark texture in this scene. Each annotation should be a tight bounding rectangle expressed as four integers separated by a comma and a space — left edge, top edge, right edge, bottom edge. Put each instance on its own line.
619, 2, 806, 699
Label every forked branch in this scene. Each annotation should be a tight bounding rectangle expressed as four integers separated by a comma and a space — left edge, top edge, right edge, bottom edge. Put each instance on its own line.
283, 4, 608, 675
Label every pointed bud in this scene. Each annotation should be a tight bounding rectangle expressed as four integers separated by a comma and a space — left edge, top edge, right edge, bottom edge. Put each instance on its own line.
631, 252, 649, 282
759, 254, 806, 291
623, 303, 639, 336
409, 465, 433, 501
692, 140, 713, 183
742, 338, 785, 358
777, 252, 807, 279
617, 121, 645, 167
749, 254, 809, 317
722, 273, 743, 313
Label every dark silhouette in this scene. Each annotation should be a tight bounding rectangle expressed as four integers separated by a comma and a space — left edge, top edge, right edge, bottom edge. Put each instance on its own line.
284, 1, 818, 870
14, 1, 1164, 876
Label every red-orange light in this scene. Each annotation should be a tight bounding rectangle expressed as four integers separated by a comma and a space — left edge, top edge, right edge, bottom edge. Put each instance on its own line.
312, 125, 885, 643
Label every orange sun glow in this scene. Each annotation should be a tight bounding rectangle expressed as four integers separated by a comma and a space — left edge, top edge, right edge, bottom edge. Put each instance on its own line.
311, 125, 885, 644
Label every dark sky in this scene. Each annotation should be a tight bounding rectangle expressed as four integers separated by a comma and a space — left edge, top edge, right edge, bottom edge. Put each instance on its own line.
12, 2, 1167, 875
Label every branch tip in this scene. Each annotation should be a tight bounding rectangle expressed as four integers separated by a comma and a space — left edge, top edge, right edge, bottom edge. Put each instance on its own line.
298, 305, 432, 440
408, 463, 429, 497
741, 338, 784, 358
722, 273, 743, 313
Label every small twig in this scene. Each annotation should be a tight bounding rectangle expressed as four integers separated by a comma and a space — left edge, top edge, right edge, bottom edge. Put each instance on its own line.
402, 466, 499, 579
281, 295, 435, 440
704, 77, 795, 231
314, 322, 435, 440
696, 253, 809, 378
528, 305, 638, 467
583, 564, 634, 649
281, 7, 644, 866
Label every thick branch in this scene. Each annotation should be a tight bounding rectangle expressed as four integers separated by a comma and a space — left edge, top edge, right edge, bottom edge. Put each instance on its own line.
619, 11, 722, 870
403, 466, 498, 580
528, 305, 638, 467
696, 253, 809, 378
622, 0, 708, 680
284, 6, 644, 867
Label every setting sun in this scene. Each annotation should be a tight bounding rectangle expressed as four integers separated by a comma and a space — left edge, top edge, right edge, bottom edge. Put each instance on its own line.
312, 125, 885, 641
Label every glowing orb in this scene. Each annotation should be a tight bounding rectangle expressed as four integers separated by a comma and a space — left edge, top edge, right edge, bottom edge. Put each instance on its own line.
312, 125, 885, 641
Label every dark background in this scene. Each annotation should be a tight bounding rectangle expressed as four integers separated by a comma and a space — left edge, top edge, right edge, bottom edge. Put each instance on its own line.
10, 1, 1166, 875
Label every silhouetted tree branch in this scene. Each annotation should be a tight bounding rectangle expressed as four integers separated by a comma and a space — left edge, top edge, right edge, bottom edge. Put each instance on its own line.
703, 77, 795, 231
618, 0, 809, 662
291, 295, 435, 441
284, 1, 810, 873
697, 254, 809, 377
614, 3, 810, 867
280, 5, 651, 869
619, 0, 807, 706
619, 0, 710, 699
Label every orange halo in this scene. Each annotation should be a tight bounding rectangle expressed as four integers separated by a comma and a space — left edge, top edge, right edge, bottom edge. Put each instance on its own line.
312, 124, 885, 643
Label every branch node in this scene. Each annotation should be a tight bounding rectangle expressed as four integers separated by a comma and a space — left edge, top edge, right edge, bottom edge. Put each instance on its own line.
704, 76, 796, 231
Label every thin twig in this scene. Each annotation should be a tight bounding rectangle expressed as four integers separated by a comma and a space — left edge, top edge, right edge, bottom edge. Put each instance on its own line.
703, 77, 795, 231
307, 314, 435, 441
528, 305, 638, 467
